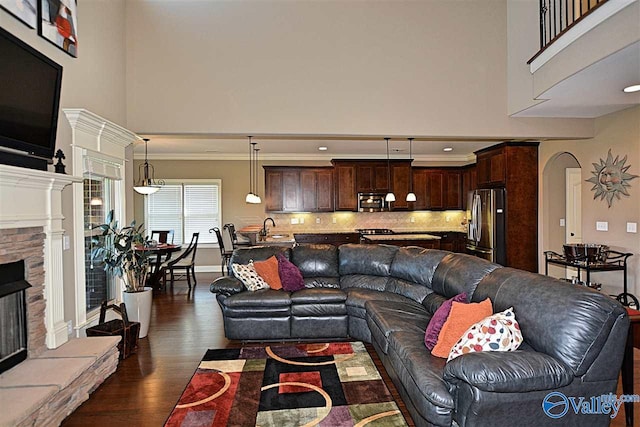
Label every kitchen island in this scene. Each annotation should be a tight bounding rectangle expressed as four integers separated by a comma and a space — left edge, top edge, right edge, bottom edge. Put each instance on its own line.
361, 233, 442, 249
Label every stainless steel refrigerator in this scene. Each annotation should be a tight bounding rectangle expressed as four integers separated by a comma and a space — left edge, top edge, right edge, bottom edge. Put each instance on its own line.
466, 188, 506, 265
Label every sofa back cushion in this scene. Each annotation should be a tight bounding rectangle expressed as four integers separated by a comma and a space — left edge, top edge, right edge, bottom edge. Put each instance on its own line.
229, 247, 290, 280
431, 253, 501, 299
291, 244, 339, 278
386, 247, 449, 302
473, 267, 627, 376
389, 247, 449, 287
339, 244, 397, 277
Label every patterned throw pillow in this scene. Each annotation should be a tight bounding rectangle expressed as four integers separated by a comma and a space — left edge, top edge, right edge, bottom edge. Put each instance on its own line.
447, 307, 522, 362
431, 298, 493, 358
231, 261, 270, 292
424, 292, 468, 350
253, 256, 282, 290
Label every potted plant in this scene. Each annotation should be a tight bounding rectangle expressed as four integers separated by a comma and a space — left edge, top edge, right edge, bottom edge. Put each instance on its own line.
92, 210, 153, 338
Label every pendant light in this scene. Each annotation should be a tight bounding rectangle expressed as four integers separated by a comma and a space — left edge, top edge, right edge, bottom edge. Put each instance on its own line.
385, 138, 396, 203
245, 136, 262, 204
253, 145, 262, 204
134, 138, 162, 195
406, 138, 416, 202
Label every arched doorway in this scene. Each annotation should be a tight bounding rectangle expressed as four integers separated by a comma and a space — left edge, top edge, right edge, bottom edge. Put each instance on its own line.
542, 152, 581, 278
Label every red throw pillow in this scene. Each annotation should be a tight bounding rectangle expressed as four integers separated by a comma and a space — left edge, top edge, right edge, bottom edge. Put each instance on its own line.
277, 253, 305, 292
424, 293, 468, 350
253, 256, 282, 290
431, 298, 493, 358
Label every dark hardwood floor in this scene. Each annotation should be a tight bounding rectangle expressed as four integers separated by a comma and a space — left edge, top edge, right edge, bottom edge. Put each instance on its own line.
62, 272, 638, 426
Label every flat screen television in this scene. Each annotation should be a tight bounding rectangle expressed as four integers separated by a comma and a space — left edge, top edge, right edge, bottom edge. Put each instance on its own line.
0, 27, 63, 171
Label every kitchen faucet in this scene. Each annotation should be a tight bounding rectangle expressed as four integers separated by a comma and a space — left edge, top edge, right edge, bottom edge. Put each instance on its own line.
261, 217, 276, 237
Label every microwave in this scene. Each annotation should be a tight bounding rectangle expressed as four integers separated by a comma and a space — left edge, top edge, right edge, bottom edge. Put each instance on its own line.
358, 193, 386, 212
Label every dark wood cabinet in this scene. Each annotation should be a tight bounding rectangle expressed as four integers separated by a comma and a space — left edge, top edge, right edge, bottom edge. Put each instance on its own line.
332, 161, 357, 211
461, 165, 477, 210
294, 232, 359, 246
356, 164, 389, 193
477, 149, 506, 188
411, 168, 462, 210
332, 160, 411, 211
430, 231, 467, 253
264, 167, 334, 213
391, 163, 411, 210
473, 142, 539, 272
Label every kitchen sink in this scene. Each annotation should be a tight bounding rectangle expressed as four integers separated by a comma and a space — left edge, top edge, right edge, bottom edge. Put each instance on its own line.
268, 234, 289, 239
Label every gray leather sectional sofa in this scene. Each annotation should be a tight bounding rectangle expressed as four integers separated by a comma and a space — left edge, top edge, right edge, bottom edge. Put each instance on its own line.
210, 243, 629, 427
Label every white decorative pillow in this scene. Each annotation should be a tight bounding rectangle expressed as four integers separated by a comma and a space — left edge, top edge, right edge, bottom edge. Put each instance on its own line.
447, 307, 522, 362
231, 261, 270, 292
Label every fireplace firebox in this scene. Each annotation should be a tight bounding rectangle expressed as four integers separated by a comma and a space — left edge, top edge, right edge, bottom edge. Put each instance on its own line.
0, 260, 31, 374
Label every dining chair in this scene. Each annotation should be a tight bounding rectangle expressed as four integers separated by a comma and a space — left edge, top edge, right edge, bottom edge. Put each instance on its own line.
162, 232, 199, 295
210, 227, 233, 275
223, 223, 251, 249
151, 230, 174, 244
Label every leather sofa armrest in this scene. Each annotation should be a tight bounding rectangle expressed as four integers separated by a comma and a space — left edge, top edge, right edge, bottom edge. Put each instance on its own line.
210, 276, 245, 296
443, 351, 573, 393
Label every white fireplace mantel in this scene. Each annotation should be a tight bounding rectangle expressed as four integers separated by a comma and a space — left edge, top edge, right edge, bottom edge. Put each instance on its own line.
0, 164, 81, 349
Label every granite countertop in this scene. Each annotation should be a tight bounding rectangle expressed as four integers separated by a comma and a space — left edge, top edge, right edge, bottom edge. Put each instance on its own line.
362, 233, 442, 241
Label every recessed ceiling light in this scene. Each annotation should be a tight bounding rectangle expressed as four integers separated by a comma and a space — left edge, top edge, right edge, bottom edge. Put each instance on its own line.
623, 84, 640, 93
318, 146, 328, 151
443, 147, 453, 152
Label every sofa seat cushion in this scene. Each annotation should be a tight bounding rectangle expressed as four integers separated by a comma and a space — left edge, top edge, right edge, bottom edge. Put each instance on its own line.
290, 288, 346, 304
366, 300, 431, 354
387, 330, 455, 417
345, 288, 415, 319
223, 289, 291, 307
291, 304, 347, 316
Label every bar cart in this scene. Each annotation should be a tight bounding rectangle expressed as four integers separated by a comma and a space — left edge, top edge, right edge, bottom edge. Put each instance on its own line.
544, 249, 637, 307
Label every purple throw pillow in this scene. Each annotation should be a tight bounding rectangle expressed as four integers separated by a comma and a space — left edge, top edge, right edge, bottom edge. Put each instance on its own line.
424, 292, 468, 350
277, 254, 305, 292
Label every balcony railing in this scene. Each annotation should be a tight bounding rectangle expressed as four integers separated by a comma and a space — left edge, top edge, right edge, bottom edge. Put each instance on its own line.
531, 0, 609, 61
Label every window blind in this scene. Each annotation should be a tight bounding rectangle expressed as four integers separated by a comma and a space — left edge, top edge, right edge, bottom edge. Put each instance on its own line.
184, 185, 219, 244
145, 182, 220, 245
146, 185, 184, 244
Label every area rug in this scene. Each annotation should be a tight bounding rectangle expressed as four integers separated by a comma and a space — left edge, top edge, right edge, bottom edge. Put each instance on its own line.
165, 341, 408, 426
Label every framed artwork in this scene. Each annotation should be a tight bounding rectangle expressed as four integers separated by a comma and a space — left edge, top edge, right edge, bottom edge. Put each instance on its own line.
38, 0, 77, 57
0, 0, 38, 28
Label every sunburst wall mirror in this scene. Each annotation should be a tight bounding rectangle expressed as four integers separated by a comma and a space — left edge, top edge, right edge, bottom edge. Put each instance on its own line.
586, 149, 638, 208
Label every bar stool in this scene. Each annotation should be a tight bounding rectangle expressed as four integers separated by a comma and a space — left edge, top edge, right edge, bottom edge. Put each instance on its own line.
223, 223, 251, 249
210, 227, 233, 275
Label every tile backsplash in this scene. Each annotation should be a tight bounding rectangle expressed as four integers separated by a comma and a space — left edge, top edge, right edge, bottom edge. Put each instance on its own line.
266, 210, 467, 234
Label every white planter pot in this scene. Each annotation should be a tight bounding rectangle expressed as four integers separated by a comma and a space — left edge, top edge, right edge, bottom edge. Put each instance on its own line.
122, 287, 153, 338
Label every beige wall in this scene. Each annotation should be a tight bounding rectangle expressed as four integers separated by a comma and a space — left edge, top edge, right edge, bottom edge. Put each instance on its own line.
1, 0, 129, 324
125, 0, 592, 140
539, 106, 640, 294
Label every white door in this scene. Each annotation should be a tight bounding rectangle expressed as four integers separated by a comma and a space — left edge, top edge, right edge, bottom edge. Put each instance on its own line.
565, 168, 582, 244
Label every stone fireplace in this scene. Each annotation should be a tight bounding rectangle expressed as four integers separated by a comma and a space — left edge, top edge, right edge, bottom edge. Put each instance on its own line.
0, 164, 120, 426
0, 229, 46, 366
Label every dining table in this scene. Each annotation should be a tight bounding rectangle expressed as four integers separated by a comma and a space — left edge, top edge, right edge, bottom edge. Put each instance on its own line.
135, 243, 182, 291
